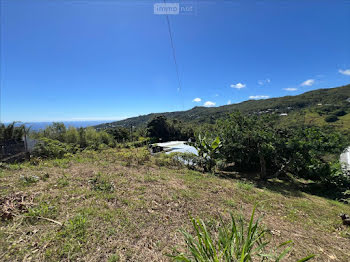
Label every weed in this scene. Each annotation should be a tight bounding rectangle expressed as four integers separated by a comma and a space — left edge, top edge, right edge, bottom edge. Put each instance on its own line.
153, 153, 183, 167
41, 172, 50, 181
144, 172, 158, 183
135, 148, 151, 165
26, 202, 57, 222
19, 175, 40, 185
108, 253, 120, 262
89, 173, 115, 192
224, 199, 236, 208
170, 206, 315, 261
52, 158, 70, 168
115, 150, 134, 166
57, 174, 69, 188
236, 181, 254, 191
56, 214, 88, 259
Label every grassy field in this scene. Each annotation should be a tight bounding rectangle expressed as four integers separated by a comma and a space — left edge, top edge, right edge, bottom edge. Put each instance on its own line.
280, 109, 350, 132
1, 148, 350, 261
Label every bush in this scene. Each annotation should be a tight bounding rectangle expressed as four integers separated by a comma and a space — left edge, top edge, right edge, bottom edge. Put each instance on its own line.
32, 123, 115, 150
170, 206, 315, 261
135, 148, 151, 165
319, 162, 350, 199
115, 150, 134, 166
32, 138, 77, 159
325, 115, 338, 122
153, 153, 183, 167
173, 152, 199, 169
335, 110, 347, 117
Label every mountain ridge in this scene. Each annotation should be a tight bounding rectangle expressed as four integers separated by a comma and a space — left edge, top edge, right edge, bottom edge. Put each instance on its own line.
95, 84, 350, 129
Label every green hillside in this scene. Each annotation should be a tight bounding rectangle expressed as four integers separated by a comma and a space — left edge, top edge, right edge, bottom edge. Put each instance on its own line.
1, 148, 349, 261
95, 84, 350, 129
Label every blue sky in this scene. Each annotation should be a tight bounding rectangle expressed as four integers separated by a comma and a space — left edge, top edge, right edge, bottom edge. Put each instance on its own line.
1, 0, 350, 122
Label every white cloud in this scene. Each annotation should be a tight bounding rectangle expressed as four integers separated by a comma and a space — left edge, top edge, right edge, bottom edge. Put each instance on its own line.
301, 79, 315, 86
339, 69, 350, 76
204, 101, 216, 107
258, 78, 271, 85
227, 100, 232, 105
249, 95, 270, 100
192, 97, 201, 102
230, 83, 246, 89
284, 88, 298, 91
214, 94, 219, 97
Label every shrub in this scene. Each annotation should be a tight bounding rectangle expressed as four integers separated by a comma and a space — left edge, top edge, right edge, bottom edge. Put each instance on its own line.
325, 115, 338, 122
170, 207, 315, 261
334, 110, 347, 117
319, 162, 350, 200
173, 152, 199, 169
153, 153, 184, 167
135, 148, 151, 165
32, 138, 77, 159
115, 150, 134, 166
33, 123, 116, 150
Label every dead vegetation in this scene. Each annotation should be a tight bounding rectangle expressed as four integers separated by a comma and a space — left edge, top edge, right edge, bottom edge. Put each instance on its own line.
0, 192, 34, 221
0, 148, 349, 261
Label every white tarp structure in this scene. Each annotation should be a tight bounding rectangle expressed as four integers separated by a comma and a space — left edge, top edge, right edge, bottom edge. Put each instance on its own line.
156, 141, 198, 155
340, 147, 350, 170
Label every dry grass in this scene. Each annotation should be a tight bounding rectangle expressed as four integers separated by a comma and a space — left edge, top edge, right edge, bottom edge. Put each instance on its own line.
0, 148, 349, 261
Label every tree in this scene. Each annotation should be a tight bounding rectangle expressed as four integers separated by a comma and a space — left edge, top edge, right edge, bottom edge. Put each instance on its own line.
214, 112, 348, 180
65, 126, 79, 144
0, 122, 25, 144
147, 116, 170, 141
107, 127, 130, 142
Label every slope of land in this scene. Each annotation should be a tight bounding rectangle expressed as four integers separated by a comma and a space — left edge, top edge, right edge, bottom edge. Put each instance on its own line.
1, 148, 349, 261
95, 84, 350, 129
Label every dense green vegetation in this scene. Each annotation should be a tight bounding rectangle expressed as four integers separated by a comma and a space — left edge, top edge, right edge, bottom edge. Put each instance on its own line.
188, 112, 350, 201
29, 123, 115, 158
95, 84, 350, 130
147, 116, 194, 142
0, 122, 27, 144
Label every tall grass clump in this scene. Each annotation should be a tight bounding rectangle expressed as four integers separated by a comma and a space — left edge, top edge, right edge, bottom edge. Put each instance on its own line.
170, 206, 315, 261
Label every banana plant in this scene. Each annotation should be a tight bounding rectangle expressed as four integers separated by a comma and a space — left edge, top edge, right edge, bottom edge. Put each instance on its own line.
193, 133, 222, 172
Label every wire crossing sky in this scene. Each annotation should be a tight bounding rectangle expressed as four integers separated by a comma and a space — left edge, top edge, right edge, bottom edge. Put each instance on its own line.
1, 0, 350, 122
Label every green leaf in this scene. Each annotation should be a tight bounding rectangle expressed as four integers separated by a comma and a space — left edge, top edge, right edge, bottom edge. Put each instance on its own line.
296, 254, 316, 262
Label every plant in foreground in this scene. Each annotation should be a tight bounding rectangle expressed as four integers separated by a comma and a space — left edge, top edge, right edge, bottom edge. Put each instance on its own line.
170, 206, 315, 261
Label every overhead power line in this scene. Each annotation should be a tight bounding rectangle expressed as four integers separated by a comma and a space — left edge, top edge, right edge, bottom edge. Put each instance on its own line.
163, 0, 182, 94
